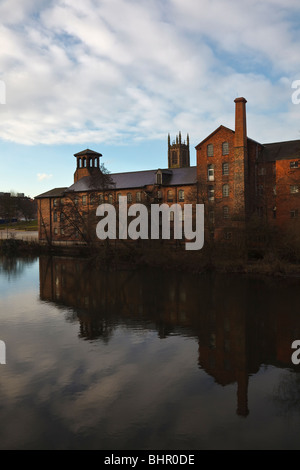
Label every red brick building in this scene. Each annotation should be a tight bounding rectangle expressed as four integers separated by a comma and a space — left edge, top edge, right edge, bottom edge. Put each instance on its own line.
36, 97, 300, 245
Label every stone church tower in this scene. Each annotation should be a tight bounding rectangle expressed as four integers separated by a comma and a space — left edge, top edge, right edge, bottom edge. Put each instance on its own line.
168, 132, 190, 169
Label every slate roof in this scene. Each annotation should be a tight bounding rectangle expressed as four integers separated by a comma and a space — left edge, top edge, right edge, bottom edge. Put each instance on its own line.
35, 187, 68, 199
35, 166, 197, 198
259, 140, 300, 162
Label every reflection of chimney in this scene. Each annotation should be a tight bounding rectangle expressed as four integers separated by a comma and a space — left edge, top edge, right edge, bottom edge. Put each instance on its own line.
234, 97, 247, 148
233, 97, 248, 218
236, 370, 249, 417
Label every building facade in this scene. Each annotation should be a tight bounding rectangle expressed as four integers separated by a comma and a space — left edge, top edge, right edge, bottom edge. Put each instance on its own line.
36, 98, 300, 245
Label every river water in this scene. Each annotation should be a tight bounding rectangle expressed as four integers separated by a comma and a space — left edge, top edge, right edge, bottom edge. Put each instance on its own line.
0, 255, 300, 450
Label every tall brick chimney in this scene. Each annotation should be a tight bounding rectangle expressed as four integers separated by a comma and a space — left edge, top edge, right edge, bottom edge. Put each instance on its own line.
233, 97, 248, 222
234, 97, 247, 147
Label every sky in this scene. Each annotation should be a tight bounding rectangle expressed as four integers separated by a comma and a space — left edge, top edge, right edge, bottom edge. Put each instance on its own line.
0, 0, 300, 198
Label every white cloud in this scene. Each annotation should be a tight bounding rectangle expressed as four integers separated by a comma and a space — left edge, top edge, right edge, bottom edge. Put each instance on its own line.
0, 0, 299, 145
37, 173, 53, 181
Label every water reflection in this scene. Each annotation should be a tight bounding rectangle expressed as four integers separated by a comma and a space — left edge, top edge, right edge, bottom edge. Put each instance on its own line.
0, 256, 36, 280
39, 256, 300, 419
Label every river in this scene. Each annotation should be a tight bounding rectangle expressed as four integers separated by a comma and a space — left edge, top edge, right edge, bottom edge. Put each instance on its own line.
0, 255, 300, 449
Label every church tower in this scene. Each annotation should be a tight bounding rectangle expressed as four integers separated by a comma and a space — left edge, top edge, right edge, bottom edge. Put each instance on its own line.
168, 132, 190, 169
73, 149, 102, 183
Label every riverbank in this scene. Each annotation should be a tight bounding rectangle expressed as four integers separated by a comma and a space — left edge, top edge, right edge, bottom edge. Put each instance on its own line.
1, 236, 300, 277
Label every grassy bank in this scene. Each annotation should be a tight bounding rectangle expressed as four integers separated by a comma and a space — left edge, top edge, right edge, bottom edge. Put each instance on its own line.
0, 220, 38, 231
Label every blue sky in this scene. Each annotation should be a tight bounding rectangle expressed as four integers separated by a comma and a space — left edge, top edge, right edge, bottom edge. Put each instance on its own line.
0, 0, 300, 198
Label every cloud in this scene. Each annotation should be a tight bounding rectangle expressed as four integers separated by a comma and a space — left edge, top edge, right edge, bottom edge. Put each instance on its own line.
37, 173, 53, 181
0, 0, 299, 145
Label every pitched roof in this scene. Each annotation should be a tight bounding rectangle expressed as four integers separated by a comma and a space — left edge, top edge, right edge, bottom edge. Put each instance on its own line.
259, 140, 300, 162
195, 125, 234, 148
66, 166, 197, 192
35, 187, 68, 199
74, 149, 102, 157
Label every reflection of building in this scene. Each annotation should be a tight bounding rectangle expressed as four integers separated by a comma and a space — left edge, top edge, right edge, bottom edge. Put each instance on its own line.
39, 256, 300, 417
35, 98, 300, 243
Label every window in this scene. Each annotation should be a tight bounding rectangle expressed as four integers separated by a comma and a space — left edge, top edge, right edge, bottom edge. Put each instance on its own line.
127, 192, 132, 203
222, 142, 229, 155
291, 209, 299, 218
290, 161, 299, 169
257, 207, 263, 217
258, 167, 266, 176
156, 172, 162, 185
223, 206, 229, 219
172, 151, 177, 165
222, 162, 229, 176
208, 164, 214, 181
157, 190, 162, 199
53, 211, 57, 222
167, 190, 173, 202
90, 194, 95, 204
60, 228, 64, 235
208, 186, 214, 201
74, 196, 78, 205
117, 193, 122, 202
290, 185, 299, 194
108, 193, 113, 204
178, 189, 184, 201
207, 144, 214, 157
258, 185, 264, 196
136, 192, 141, 202
60, 212, 65, 221
54, 228, 58, 235
53, 199, 57, 207
99, 194, 103, 204
224, 231, 232, 240
209, 210, 215, 224
82, 195, 87, 205
222, 184, 229, 197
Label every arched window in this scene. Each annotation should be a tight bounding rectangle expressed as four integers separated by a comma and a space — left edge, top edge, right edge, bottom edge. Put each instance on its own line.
222, 162, 229, 175
222, 184, 229, 197
223, 206, 229, 218
208, 186, 214, 201
83, 158, 86, 168
136, 192, 141, 202
207, 144, 214, 157
178, 189, 184, 201
167, 190, 173, 202
222, 142, 229, 155
172, 151, 177, 165
117, 193, 122, 202
208, 164, 214, 181
127, 192, 132, 203
108, 193, 113, 204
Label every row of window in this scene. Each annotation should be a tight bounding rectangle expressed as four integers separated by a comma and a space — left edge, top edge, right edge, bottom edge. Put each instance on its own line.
207, 142, 229, 157
208, 184, 229, 200
256, 184, 299, 196
208, 207, 230, 223
54, 190, 185, 207
207, 163, 229, 180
